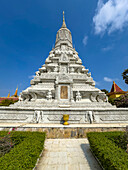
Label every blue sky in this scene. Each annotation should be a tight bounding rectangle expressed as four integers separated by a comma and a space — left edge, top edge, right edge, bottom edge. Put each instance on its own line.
0, 0, 128, 96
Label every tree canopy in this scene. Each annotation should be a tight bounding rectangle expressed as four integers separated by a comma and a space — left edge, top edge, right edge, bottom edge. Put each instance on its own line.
101, 89, 109, 94
122, 69, 128, 84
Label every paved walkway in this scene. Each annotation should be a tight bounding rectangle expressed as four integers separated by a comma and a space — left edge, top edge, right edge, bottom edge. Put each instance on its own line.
36, 139, 101, 170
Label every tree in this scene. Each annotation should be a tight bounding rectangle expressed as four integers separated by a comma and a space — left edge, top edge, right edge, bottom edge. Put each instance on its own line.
122, 69, 128, 84
101, 89, 109, 94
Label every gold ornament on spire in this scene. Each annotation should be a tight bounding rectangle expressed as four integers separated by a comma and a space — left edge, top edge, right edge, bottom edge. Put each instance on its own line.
62, 11, 66, 28
7, 92, 10, 98
13, 86, 18, 97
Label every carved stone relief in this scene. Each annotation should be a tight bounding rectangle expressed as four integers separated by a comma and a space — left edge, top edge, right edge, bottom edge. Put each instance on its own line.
0, 114, 28, 120
90, 93, 97, 102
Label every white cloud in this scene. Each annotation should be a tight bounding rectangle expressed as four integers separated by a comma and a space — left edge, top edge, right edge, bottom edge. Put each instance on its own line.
28, 75, 35, 79
102, 46, 112, 51
104, 77, 113, 82
104, 77, 118, 82
95, 81, 100, 86
82, 36, 88, 46
93, 0, 128, 34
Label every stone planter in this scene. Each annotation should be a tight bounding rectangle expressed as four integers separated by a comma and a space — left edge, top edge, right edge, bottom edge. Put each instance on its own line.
63, 114, 69, 125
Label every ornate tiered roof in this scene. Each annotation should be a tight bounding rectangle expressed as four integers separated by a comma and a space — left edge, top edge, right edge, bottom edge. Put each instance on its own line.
0, 87, 18, 103
110, 81, 123, 93
108, 81, 127, 98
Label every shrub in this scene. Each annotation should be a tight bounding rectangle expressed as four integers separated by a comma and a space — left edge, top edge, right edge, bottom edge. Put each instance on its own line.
114, 94, 128, 108
102, 131, 128, 151
108, 94, 128, 108
0, 131, 46, 170
108, 97, 115, 105
87, 132, 128, 170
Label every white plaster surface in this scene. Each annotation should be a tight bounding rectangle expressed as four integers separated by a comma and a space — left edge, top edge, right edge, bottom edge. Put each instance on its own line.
36, 139, 101, 170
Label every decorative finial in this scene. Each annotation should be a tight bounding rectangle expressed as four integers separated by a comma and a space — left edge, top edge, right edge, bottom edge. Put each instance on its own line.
13, 87, 18, 97
113, 81, 116, 92
62, 11, 66, 28
63, 11, 64, 16
7, 92, 10, 98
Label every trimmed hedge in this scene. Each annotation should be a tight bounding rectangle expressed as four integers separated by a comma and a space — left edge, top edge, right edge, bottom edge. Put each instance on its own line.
0, 131, 46, 170
87, 132, 128, 170
101, 131, 127, 150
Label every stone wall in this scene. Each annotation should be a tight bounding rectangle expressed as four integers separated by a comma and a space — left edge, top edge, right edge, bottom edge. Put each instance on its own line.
0, 126, 126, 138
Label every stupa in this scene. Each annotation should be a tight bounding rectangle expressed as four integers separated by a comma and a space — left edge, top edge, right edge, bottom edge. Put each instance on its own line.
15, 12, 110, 108
0, 12, 128, 124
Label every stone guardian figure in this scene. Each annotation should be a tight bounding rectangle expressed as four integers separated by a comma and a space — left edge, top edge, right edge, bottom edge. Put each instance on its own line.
88, 111, 95, 124
33, 110, 43, 123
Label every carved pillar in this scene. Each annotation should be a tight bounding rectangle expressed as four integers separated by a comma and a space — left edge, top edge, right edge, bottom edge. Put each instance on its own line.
70, 84, 74, 102
55, 85, 59, 100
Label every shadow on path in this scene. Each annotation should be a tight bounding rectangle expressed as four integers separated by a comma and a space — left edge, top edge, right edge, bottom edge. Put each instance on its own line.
81, 143, 102, 170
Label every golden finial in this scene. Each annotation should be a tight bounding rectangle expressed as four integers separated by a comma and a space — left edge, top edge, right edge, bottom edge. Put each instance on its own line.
113, 81, 116, 92
62, 11, 66, 28
7, 92, 10, 98
13, 86, 18, 97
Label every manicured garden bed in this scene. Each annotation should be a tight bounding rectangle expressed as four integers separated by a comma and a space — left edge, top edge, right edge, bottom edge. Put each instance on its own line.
0, 131, 46, 170
87, 132, 128, 170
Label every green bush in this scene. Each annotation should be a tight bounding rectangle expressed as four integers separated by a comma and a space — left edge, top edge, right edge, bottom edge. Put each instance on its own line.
114, 94, 128, 108
87, 132, 128, 170
108, 94, 128, 108
102, 131, 128, 151
0, 131, 8, 137
0, 131, 46, 170
108, 97, 115, 105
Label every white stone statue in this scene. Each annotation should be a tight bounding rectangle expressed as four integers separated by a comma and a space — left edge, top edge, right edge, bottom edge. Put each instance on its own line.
54, 67, 58, 72
88, 111, 95, 124
19, 93, 23, 102
70, 67, 75, 73
60, 66, 67, 73
46, 90, 52, 100
76, 91, 81, 101
34, 110, 43, 123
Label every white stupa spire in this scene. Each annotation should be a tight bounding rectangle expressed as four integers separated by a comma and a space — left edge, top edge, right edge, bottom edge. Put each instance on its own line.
62, 11, 67, 28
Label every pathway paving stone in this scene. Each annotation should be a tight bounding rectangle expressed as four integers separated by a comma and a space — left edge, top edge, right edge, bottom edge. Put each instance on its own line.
36, 139, 101, 170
